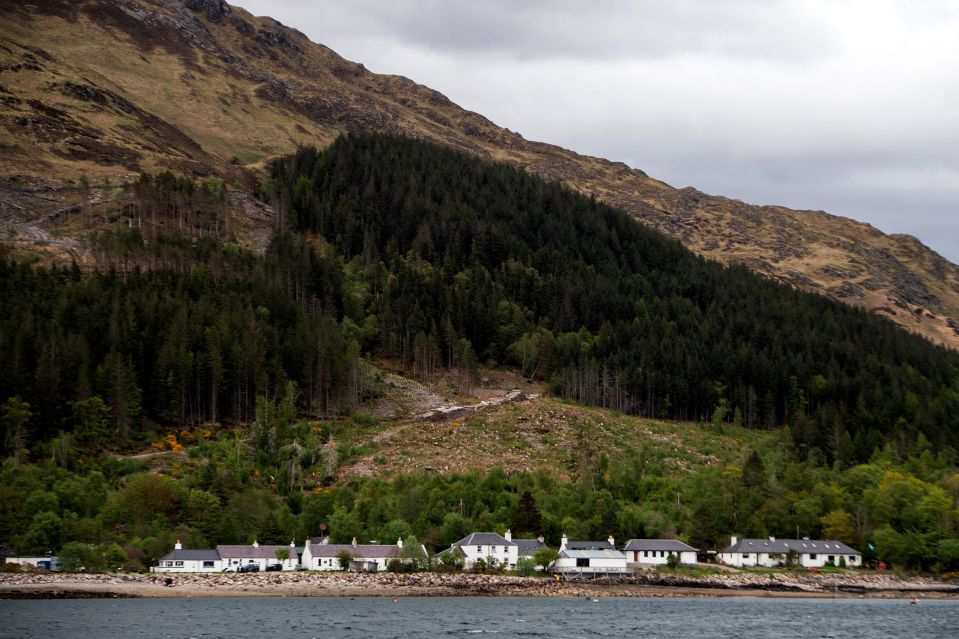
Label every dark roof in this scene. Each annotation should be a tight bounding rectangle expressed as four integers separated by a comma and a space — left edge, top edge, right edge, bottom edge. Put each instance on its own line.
558, 549, 626, 560
307, 544, 400, 559
159, 549, 221, 561
720, 538, 860, 555
564, 540, 614, 550
514, 539, 547, 556
450, 532, 516, 547
624, 539, 698, 552
216, 544, 296, 559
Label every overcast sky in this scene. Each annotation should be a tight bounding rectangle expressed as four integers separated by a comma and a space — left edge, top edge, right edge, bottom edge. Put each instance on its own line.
234, 0, 959, 263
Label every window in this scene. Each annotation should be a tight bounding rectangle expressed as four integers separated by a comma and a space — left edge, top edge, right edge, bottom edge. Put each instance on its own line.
576, 558, 590, 567
175, 561, 183, 567
203, 561, 214, 568
742, 553, 749, 559
809, 554, 817, 560
643, 551, 649, 558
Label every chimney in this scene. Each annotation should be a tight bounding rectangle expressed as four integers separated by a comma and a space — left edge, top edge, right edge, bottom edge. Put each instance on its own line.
253, 540, 259, 548
504, 529, 512, 542
560, 533, 568, 551
352, 537, 357, 548
290, 540, 296, 548
769, 536, 775, 542
731, 536, 738, 547
397, 538, 404, 549
174, 540, 182, 550
537, 534, 544, 544
608, 535, 615, 548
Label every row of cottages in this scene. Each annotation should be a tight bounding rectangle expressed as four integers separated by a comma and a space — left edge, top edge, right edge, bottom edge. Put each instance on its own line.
301, 537, 417, 572
154, 537, 426, 573
718, 537, 862, 568
154, 540, 301, 573
438, 532, 699, 576
551, 535, 700, 576
441, 530, 546, 569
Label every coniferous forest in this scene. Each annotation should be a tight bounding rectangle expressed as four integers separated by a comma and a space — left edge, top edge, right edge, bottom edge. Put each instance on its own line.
2, 133, 959, 572
264, 134, 959, 462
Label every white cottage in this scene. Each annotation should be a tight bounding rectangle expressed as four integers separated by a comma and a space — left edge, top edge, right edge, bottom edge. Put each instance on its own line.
442, 531, 519, 570
623, 539, 698, 567
718, 537, 862, 568
301, 537, 412, 572
549, 533, 627, 576
550, 549, 628, 576
153, 542, 222, 573
217, 540, 301, 571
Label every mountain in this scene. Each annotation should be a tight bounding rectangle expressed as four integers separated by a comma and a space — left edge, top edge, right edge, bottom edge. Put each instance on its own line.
2, 0, 958, 349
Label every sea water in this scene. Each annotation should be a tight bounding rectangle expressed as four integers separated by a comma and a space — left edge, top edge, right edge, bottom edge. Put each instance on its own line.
2, 596, 957, 639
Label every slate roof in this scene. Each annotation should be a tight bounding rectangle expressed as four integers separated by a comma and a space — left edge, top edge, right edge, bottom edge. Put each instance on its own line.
450, 532, 516, 547
307, 544, 400, 559
564, 540, 614, 550
216, 544, 295, 559
558, 549, 627, 560
159, 549, 221, 562
514, 539, 547, 556
624, 539, 698, 553
719, 538, 860, 555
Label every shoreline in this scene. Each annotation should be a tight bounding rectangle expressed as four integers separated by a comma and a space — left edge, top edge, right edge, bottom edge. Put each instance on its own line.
2, 572, 957, 600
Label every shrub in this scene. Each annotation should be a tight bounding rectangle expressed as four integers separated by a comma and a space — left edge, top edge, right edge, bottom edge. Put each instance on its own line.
515, 556, 537, 576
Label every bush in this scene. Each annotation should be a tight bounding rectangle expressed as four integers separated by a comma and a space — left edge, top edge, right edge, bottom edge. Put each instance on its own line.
515, 556, 537, 576
388, 559, 414, 573
666, 553, 681, 569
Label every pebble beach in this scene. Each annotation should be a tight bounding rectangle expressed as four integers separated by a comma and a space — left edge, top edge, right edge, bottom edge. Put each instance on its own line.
2, 571, 957, 599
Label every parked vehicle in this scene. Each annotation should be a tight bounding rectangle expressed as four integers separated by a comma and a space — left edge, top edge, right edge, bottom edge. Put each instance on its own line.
265, 564, 282, 572
238, 564, 260, 572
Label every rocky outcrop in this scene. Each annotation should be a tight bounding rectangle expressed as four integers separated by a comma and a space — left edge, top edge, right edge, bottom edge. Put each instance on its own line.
417, 390, 533, 421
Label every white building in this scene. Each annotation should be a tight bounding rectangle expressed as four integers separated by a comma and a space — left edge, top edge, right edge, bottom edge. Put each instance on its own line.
301, 537, 413, 572
549, 533, 627, 576
623, 539, 698, 567
550, 549, 628, 576
718, 537, 862, 568
442, 531, 518, 570
217, 540, 301, 571
153, 542, 221, 573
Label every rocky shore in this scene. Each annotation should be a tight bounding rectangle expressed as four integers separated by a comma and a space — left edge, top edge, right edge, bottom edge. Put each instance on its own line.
1, 571, 957, 600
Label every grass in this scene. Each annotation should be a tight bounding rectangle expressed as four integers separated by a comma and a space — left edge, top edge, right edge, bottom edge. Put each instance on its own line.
332, 374, 781, 483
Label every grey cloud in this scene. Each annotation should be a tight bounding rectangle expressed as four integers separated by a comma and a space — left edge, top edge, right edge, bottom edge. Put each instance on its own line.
239, 0, 837, 62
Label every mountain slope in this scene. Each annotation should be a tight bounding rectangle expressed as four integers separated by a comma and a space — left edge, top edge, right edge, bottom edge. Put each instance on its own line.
2, 0, 958, 348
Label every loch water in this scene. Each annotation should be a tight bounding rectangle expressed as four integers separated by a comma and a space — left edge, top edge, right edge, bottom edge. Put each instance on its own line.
2, 596, 958, 639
